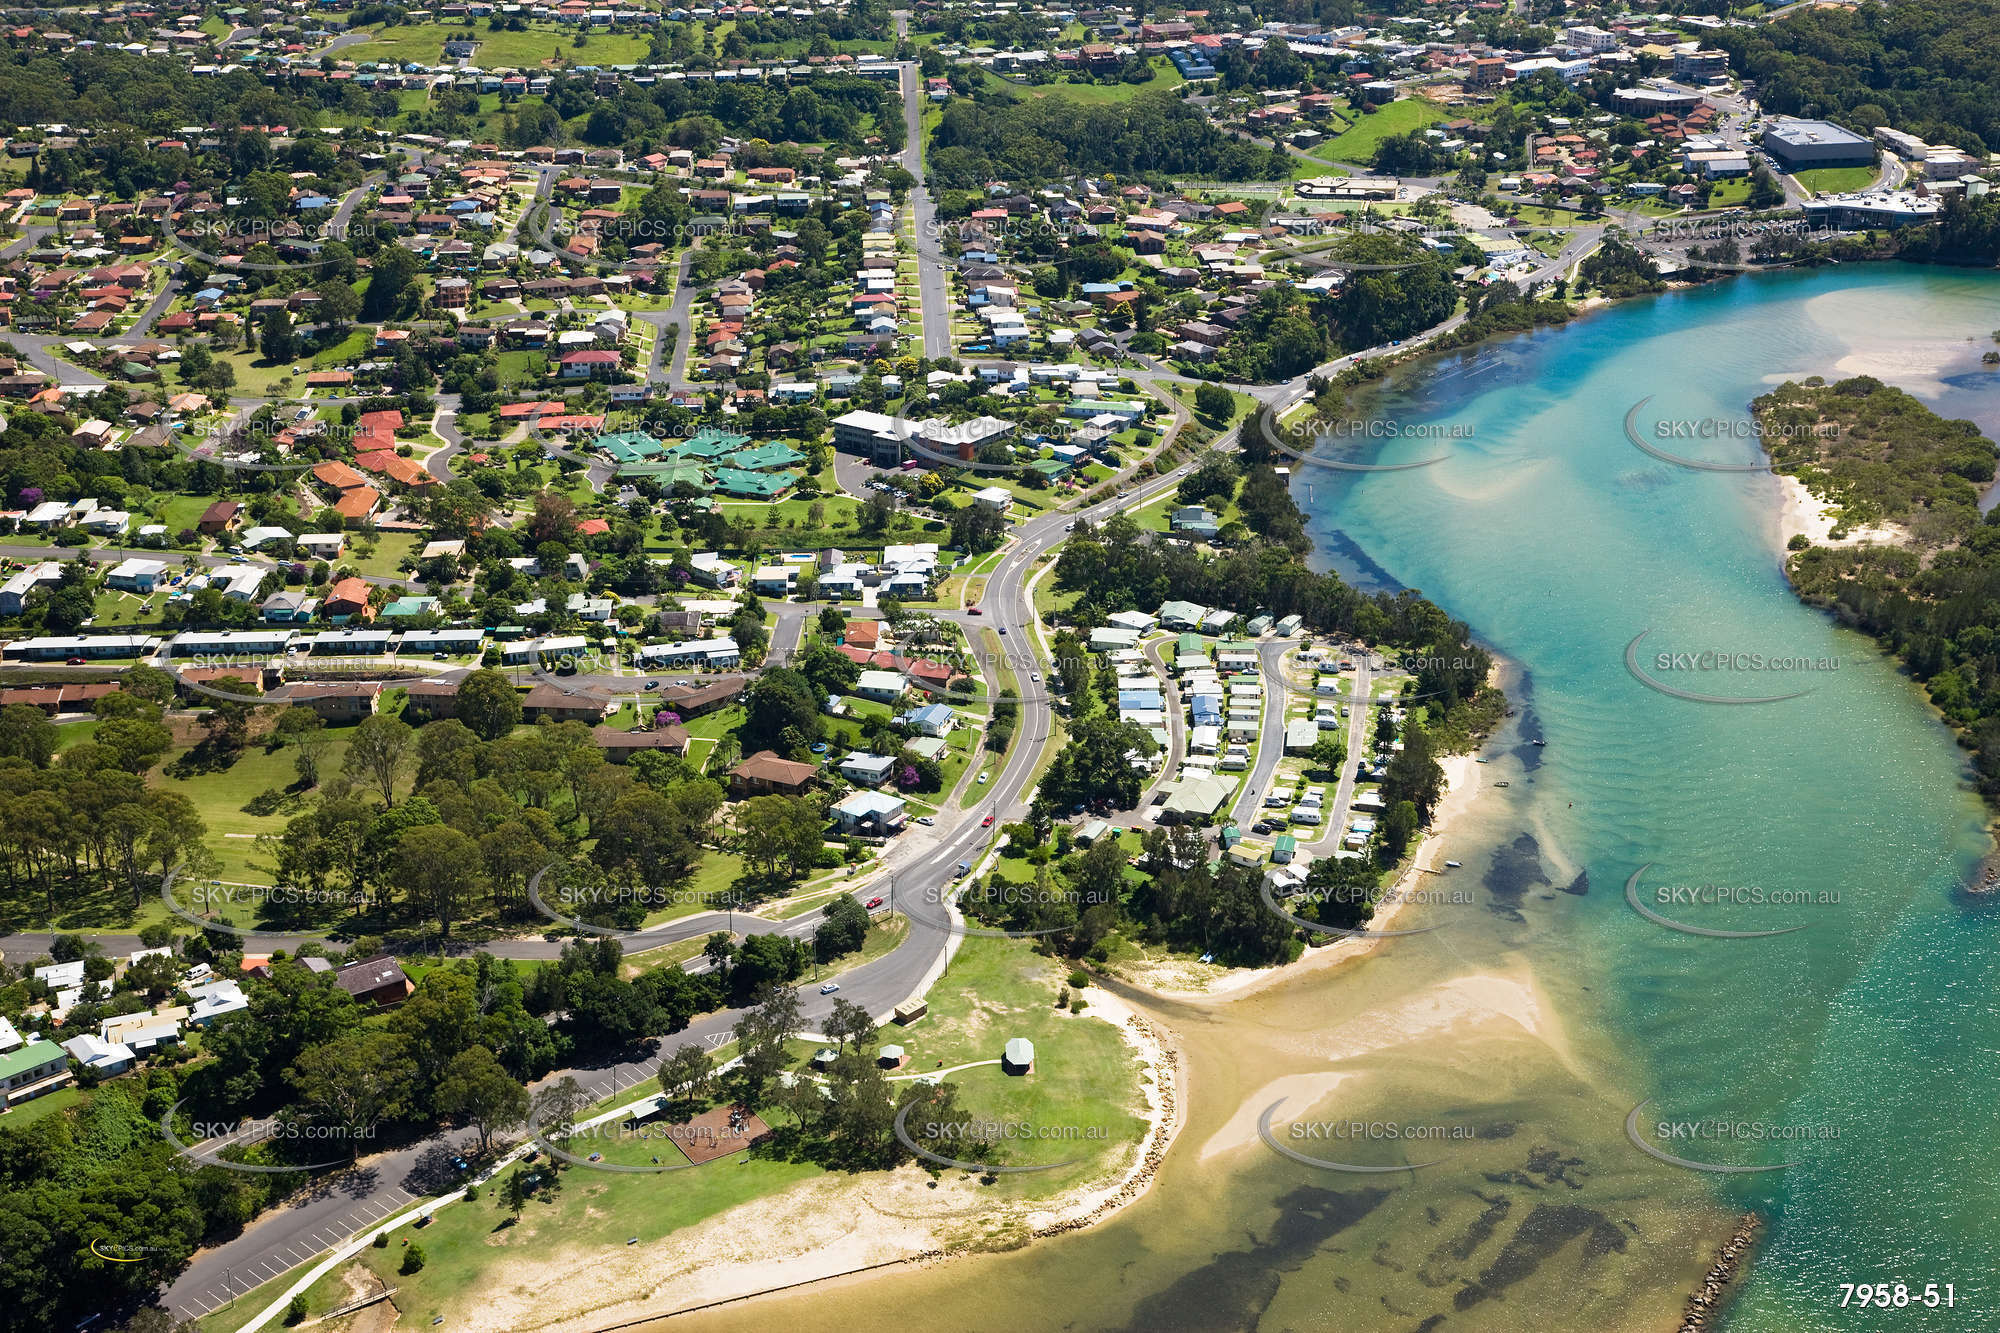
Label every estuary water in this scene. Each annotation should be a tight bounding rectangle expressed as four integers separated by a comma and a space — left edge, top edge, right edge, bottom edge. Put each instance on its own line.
690, 265, 2000, 1332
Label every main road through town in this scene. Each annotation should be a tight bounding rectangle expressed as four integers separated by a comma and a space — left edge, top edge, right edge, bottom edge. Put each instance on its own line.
151, 423, 1199, 1323
138, 46, 1581, 1317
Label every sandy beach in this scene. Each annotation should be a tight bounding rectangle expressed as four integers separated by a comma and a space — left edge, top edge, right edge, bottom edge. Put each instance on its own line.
1774, 472, 1908, 550
471, 994, 1184, 1333
1192, 963, 1580, 1165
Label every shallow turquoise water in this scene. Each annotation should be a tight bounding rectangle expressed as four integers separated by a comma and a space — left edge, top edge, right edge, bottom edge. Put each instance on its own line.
1309, 264, 2000, 1329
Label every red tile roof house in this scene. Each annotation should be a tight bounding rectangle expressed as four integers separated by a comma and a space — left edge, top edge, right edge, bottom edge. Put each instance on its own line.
558, 349, 621, 380
332, 487, 381, 521
313, 460, 369, 491
322, 576, 374, 620
354, 451, 435, 489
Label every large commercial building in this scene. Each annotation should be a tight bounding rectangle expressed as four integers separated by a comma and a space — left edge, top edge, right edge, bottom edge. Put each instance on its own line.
1762, 119, 1875, 172
1613, 86, 1705, 116
831, 409, 1015, 466
1801, 190, 1943, 230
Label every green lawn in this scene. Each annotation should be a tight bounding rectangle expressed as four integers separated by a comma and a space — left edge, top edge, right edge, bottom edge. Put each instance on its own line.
1322, 97, 1447, 162
154, 494, 218, 535
344, 21, 652, 67
1128, 485, 1240, 536
310, 325, 370, 366
207, 350, 309, 399
1707, 178, 1755, 208
1288, 151, 1354, 180
1166, 382, 1257, 429
2, 733, 361, 935
1017, 61, 1185, 105
172, 736, 359, 889
0, 1085, 83, 1127
1794, 164, 1879, 194
343, 531, 421, 581
273, 931, 1143, 1329
88, 587, 160, 628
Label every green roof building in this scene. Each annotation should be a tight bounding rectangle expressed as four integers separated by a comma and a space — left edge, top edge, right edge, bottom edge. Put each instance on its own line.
382, 595, 439, 618
618, 460, 711, 490
673, 428, 750, 460
595, 430, 664, 464
712, 467, 793, 499
0, 1040, 71, 1106
725, 441, 806, 471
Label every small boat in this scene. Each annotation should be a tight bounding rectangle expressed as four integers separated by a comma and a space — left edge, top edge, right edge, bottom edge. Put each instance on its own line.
1495, 780, 1511, 788
1444, 859, 1462, 869
1475, 757, 1490, 764
1531, 739, 1546, 747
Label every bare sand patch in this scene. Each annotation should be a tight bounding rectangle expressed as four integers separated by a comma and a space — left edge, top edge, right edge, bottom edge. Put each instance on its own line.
1312, 967, 1577, 1076
1198, 1072, 1355, 1162
1773, 472, 1909, 551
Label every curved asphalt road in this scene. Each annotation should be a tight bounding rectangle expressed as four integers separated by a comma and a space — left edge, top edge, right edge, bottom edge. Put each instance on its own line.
104, 57, 1586, 1319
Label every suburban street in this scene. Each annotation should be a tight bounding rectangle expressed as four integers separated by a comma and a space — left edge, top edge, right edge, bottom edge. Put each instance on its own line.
134, 53, 1177, 1319
29, 50, 1569, 1323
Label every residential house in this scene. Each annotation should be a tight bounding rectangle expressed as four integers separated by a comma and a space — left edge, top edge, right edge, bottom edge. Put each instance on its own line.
333, 955, 413, 1008
730, 750, 820, 796
831, 789, 906, 835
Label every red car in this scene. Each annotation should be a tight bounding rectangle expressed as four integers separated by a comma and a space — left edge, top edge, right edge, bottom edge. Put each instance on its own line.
981, 814, 995, 828
65, 656, 87, 665
865, 896, 884, 910
968, 605, 983, 615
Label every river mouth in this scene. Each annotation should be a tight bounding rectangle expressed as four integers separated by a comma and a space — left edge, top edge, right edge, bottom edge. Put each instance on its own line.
679, 265, 2000, 1332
